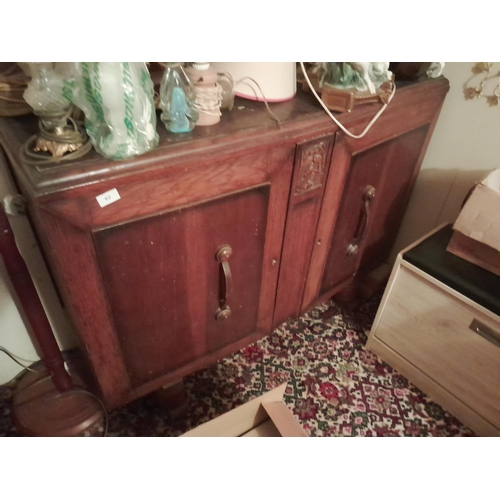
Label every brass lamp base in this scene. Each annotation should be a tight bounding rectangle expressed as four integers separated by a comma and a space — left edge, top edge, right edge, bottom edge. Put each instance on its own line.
21, 107, 92, 166
34, 136, 84, 158
22, 133, 92, 166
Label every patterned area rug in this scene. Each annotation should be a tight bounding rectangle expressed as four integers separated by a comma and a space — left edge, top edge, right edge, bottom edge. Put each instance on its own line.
0, 297, 474, 437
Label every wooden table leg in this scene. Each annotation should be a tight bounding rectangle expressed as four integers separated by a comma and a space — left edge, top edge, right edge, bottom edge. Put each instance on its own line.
152, 379, 189, 421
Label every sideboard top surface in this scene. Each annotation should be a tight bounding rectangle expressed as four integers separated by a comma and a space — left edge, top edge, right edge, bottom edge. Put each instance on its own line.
0, 77, 449, 198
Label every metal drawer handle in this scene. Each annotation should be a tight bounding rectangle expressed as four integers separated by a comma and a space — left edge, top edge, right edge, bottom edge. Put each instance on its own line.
346, 185, 376, 257
469, 319, 500, 348
215, 244, 233, 321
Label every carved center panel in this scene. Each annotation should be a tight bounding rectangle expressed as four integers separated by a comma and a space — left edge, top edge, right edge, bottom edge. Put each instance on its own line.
294, 141, 328, 196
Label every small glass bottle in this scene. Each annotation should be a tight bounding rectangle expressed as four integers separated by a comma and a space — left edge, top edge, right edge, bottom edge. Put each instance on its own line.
159, 63, 198, 133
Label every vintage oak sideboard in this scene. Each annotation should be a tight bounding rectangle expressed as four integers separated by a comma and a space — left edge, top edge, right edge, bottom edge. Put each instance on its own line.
0, 77, 449, 410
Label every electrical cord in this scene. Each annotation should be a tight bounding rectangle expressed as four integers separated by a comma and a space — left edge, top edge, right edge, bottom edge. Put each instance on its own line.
299, 62, 396, 139
233, 76, 282, 127
0, 346, 41, 373
0, 349, 47, 391
217, 71, 235, 110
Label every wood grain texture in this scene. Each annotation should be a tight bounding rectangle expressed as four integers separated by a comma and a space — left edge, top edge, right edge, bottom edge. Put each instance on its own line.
302, 133, 352, 309
367, 335, 500, 437
320, 125, 430, 295
32, 144, 293, 407
0, 78, 450, 411
35, 207, 131, 408
0, 78, 449, 199
25, 147, 291, 231
127, 327, 276, 403
274, 136, 334, 325
302, 80, 448, 310
369, 263, 500, 432
94, 187, 269, 386
367, 237, 500, 437
256, 149, 295, 332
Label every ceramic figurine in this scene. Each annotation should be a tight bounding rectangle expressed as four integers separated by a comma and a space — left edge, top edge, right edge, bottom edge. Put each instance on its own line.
317, 62, 393, 95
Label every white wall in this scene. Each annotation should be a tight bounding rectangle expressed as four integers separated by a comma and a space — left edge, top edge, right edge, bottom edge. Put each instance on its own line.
0, 161, 77, 384
391, 62, 500, 258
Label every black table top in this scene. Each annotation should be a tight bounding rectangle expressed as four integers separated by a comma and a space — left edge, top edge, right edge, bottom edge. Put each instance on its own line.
403, 225, 500, 317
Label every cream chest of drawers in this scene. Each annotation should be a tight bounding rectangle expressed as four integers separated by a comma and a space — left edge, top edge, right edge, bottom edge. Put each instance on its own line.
367, 224, 500, 436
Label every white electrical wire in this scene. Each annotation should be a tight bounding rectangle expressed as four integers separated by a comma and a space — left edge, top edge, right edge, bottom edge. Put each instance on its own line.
0, 346, 41, 372
299, 62, 396, 139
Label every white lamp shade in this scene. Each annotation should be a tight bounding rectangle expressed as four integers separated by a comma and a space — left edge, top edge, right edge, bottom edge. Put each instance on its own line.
211, 62, 296, 103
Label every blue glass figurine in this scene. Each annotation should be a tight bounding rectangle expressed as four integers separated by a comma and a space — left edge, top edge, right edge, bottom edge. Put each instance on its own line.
159, 63, 198, 133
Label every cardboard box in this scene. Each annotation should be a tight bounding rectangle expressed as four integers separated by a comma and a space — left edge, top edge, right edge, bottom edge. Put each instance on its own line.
447, 169, 500, 276
181, 383, 307, 437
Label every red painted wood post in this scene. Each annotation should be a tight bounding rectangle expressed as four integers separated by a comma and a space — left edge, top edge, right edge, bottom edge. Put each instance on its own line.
0, 204, 73, 391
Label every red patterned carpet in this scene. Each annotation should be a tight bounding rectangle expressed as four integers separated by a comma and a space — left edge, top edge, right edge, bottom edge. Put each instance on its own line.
0, 297, 474, 437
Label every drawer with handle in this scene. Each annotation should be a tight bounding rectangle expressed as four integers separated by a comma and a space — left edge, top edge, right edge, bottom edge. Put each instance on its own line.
373, 265, 500, 428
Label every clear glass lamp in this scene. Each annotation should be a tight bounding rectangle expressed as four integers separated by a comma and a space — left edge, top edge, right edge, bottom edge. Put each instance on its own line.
20, 62, 91, 165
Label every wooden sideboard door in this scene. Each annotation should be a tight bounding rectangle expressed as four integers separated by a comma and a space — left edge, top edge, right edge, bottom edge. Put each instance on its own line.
93, 187, 270, 388
35, 146, 294, 408
302, 123, 434, 310
319, 125, 430, 296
